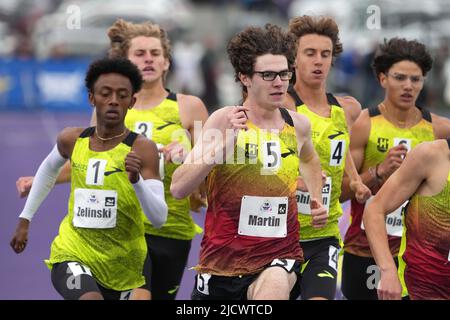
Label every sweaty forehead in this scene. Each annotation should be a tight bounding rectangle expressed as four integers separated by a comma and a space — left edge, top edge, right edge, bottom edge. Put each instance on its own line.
94, 73, 132, 91
254, 54, 288, 71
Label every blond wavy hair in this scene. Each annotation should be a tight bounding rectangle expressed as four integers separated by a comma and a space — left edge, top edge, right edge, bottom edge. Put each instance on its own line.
107, 19, 172, 62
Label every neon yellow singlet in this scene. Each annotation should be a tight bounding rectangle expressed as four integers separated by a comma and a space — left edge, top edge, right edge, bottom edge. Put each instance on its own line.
125, 91, 196, 240
46, 128, 147, 291
289, 90, 349, 241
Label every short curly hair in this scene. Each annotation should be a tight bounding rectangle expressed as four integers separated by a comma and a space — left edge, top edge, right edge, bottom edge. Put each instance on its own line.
372, 38, 433, 78
227, 24, 296, 92
85, 58, 143, 94
288, 15, 343, 58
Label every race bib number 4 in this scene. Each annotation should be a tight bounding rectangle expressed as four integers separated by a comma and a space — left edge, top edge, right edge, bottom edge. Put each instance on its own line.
296, 177, 332, 215
238, 196, 288, 238
361, 196, 407, 237
330, 140, 346, 166
73, 188, 117, 229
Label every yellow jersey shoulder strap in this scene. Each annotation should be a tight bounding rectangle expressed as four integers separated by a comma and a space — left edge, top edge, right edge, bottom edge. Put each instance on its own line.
419, 107, 432, 123
79, 126, 95, 138
166, 90, 177, 102
288, 85, 302, 106
368, 105, 432, 123
122, 131, 138, 147
326, 93, 341, 108
287, 86, 342, 108
368, 106, 381, 117
279, 108, 294, 127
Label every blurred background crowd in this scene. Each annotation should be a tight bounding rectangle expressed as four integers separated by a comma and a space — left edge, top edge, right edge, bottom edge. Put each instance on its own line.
1, 0, 450, 115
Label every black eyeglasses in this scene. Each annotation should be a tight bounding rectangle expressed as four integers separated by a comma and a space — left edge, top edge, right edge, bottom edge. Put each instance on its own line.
253, 70, 293, 81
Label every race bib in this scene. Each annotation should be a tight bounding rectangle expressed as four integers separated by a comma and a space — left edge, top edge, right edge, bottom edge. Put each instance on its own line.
361, 196, 407, 237
86, 159, 107, 186
73, 188, 117, 229
394, 138, 411, 159
296, 177, 332, 215
330, 140, 346, 166
238, 196, 288, 238
393, 137, 411, 151
135, 121, 153, 139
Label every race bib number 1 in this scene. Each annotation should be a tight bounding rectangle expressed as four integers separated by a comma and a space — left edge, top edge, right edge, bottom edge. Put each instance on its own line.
86, 159, 107, 186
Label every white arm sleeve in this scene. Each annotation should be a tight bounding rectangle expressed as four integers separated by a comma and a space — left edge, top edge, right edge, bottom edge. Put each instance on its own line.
133, 176, 168, 228
19, 145, 67, 221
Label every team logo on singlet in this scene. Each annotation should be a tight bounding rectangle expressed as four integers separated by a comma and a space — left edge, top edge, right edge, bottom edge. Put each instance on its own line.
377, 137, 389, 152
156, 121, 176, 130
328, 130, 345, 139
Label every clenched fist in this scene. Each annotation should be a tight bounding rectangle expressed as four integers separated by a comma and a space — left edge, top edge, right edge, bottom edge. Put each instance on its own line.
10, 218, 30, 253
125, 151, 142, 184
16, 176, 34, 198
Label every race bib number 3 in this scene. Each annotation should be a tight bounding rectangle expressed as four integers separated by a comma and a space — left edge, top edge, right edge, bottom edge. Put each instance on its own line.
135, 122, 153, 139
238, 196, 288, 238
297, 177, 332, 215
73, 188, 117, 229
